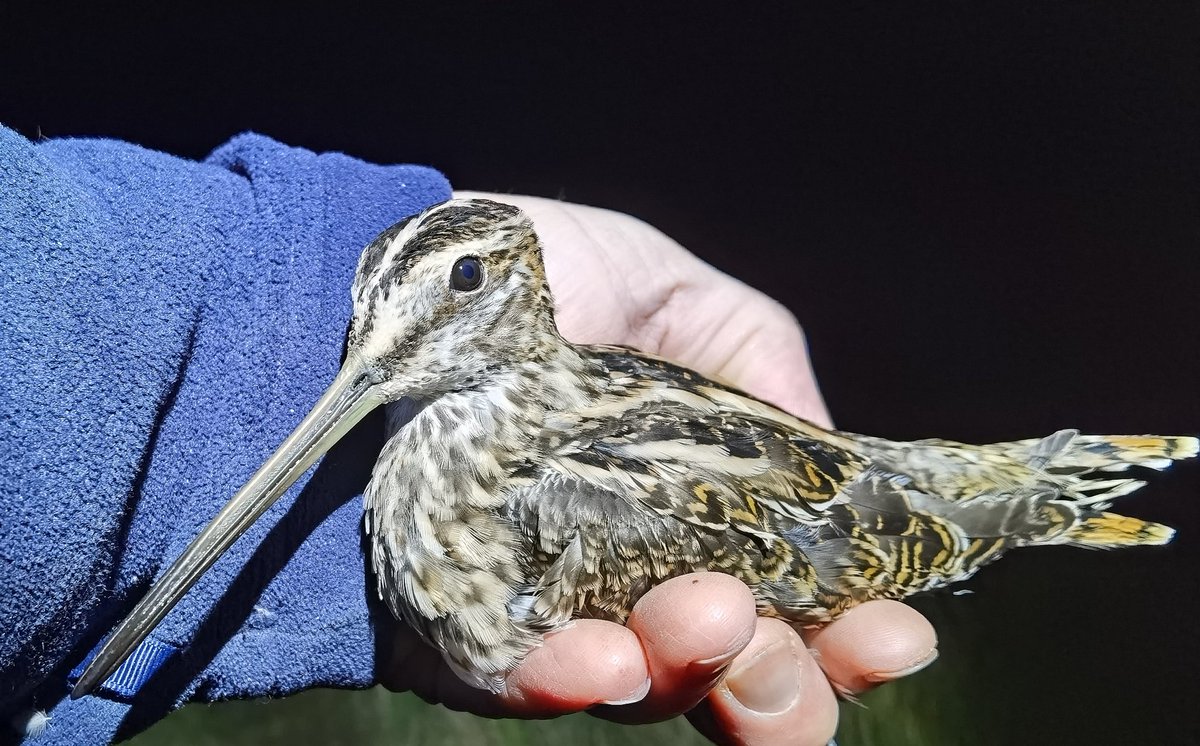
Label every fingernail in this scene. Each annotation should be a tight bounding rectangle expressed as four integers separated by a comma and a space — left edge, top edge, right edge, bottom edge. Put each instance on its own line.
864, 648, 939, 683
683, 646, 742, 690
692, 646, 744, 670
599, 676, 651, 706
725, 640, 803, 714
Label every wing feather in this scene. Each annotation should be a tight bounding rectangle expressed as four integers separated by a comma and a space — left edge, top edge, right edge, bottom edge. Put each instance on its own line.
502, 346, 870, 625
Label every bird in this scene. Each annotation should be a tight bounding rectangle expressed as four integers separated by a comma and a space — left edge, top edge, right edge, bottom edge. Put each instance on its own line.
73, 197, 1195, 697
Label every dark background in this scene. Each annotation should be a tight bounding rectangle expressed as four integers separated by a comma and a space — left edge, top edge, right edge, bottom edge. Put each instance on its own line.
3, 4, 1198, 744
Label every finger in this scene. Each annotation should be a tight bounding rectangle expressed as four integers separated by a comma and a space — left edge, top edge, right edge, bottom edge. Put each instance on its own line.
802, 599, 939, 696
594, 572, 758, 724
693, 618, 838, 746
498, 619, 651, 716
381, 619, 650, 719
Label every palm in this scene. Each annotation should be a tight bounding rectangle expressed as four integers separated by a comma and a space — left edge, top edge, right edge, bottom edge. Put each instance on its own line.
459, 191, 831, 426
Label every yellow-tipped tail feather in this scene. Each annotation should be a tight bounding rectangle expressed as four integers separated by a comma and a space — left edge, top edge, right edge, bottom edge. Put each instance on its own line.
1063, 434, 1199, 472
1065, 512, 1176, 548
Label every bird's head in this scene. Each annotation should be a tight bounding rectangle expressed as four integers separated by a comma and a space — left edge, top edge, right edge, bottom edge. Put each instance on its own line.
347, 197, 557, 400
70, 198, 562, 696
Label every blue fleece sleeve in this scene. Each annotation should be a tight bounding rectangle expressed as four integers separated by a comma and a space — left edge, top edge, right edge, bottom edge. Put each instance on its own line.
0, 126, 451, 743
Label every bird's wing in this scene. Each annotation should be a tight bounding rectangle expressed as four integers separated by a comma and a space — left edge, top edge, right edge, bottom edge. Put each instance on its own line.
504, 466, 714, 624
511, 347, 1188, 621
561, 345, 868, 528
501, 346, 870, 624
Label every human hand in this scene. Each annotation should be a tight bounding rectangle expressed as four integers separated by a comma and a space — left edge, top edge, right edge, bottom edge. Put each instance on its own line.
379, 192, 940, 745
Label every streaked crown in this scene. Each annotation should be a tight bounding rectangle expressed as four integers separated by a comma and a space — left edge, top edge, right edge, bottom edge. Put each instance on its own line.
346, 199, 558, 398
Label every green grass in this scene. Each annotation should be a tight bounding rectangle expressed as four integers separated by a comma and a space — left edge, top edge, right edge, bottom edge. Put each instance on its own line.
128, 650, 971, 746
129, 687, 704, 746
123, 558, 1184, 745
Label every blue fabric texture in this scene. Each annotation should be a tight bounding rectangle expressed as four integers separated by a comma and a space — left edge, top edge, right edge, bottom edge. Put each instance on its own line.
69, 638, 178, 702
0, 126, 452, 743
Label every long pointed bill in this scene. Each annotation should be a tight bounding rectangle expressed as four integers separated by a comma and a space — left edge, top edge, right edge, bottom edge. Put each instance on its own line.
72, 360, 388, 698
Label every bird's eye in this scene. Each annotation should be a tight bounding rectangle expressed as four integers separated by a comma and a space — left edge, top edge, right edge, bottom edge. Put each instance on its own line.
450, 257, 484, 292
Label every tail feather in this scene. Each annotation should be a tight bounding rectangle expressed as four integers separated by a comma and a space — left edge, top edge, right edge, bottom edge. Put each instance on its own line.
853, 429, 1195, 506
814, 431, 1193, 605
1023, 433, 1199, 473
846, 431, 1190, 504
1000, 432, 1195, 510
1062, 512, 1176, 548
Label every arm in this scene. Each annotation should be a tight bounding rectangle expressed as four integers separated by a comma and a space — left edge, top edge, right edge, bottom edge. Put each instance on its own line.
0, 127, 450, 742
